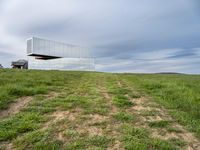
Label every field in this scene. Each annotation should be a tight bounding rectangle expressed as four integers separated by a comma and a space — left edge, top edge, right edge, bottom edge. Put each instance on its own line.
0, 69, 200, 150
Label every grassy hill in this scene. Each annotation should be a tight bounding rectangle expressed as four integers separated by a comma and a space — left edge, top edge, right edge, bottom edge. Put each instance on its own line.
0, 69, 199, 150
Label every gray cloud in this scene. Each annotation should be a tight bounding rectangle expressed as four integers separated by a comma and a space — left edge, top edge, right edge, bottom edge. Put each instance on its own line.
0, 51, 15, 58
0, 51, 21, 68
0, 0, 199, 73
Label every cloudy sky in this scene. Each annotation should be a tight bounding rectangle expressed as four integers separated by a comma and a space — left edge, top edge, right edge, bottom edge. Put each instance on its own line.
0, 0, 200, 73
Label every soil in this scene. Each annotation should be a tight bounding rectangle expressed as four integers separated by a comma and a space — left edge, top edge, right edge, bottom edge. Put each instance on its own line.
130, 96, 200, 150
0, 96, 32, 119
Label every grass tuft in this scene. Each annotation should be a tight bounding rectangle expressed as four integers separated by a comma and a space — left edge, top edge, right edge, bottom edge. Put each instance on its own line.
149, 120, 171, 128
113, 112, 135, 122
112, 95, 133, 108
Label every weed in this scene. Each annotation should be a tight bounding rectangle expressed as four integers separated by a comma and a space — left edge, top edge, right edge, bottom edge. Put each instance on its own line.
112, 95, 133, 108
168, 138, 186, 147
167, 127, 183, 133
0, 69, 199, 149
0, 112, 45, 141
149, 120, 171, 128
113, 112, 135, 122
120, 124, 176, 150
140, 110, 159, 116
88, 136, 111, 148
63, 129, 79, 139
122, 73, 200, 137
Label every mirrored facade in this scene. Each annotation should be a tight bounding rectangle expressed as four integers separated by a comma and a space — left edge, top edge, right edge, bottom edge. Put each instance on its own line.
27, 37, 95, 71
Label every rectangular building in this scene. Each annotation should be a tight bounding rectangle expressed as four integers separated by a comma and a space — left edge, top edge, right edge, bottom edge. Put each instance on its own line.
27, 37, 95, 71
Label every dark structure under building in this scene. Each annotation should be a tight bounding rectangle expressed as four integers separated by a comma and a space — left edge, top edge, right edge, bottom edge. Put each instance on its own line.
11, 59, 28, 69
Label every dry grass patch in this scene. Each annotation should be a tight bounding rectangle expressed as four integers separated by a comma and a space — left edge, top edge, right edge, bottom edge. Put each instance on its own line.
0, 96, 32, 119
117, 79, 200, 149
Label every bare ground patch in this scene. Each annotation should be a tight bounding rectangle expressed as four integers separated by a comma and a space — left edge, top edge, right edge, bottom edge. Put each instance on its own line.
42, 91, 60, 99
0, 91, 61, 150
87, 114, 109, 125
0, 91, 60, 120
97, 85, 123, 149
116, 79, 200, 150
76, 114, 108, 136
42, 108, 82, 130
0, 96, 33, 119
102, 91, 110, 100
99, 86, 118, 115
130, 96, 200, 150
50, 110, 111, 143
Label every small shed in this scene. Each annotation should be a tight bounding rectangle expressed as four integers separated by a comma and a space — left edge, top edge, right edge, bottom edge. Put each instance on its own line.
11, 59, 28, 69
0, 64, 3, 68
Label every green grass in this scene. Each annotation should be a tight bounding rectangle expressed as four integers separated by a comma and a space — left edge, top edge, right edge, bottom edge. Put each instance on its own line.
149, 120, 171, 128
14, 129, 63, 150
113, 112, 135, 122
0, 69, 199, 149
120, 124, 176, 150
167, 127, 183, 133
168, 138, 186, 147
112, 95, 133, 108
140, 110, 159, 116
122, 74, 200, 137
65, 136, 111, 150
0, 69, 74, 109
0, 112, 45, 141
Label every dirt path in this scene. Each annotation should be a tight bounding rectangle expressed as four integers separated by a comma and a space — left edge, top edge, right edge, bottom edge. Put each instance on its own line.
100, 87, 118, 115
0, 92, 60, 150
0, 92, 59, 120
119, 78, 200, 150
129, 97, 200, 150
97, 79, 124, 150
0, 96, 33, 119
1, 75, 199, 150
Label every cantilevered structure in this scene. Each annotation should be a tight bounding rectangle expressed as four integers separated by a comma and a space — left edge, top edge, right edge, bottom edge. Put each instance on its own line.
27, 37, 95, 71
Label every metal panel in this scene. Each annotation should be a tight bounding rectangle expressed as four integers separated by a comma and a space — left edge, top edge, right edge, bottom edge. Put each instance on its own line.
29, 37, 90, 58
28, 57, 95, 71
27, 37, 95, 71
27, 39, 32, 54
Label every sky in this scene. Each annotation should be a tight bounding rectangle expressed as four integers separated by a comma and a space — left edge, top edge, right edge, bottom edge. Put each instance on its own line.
0, 0, 200, 73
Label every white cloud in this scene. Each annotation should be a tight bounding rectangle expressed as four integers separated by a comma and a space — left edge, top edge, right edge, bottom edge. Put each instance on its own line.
0, 0, 199, 73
